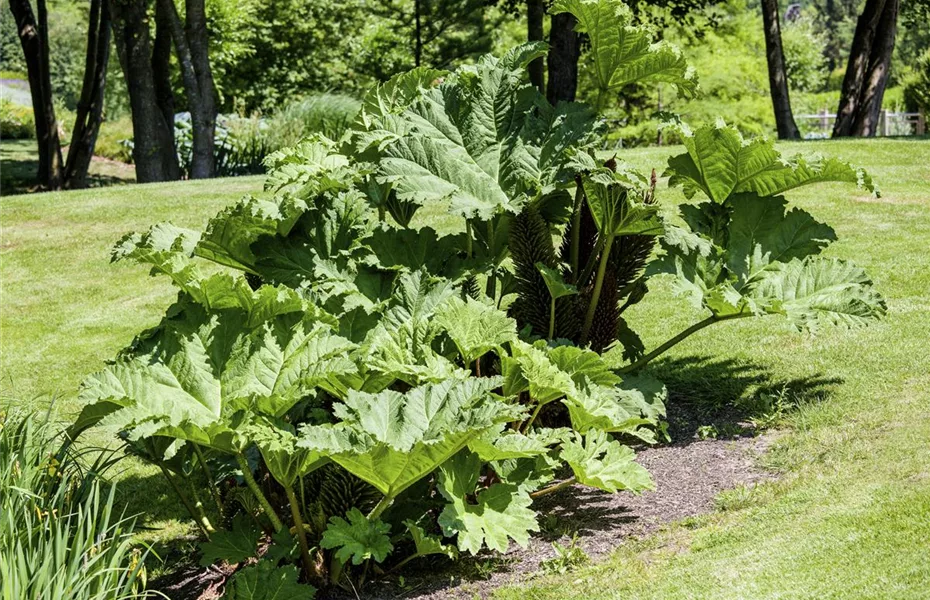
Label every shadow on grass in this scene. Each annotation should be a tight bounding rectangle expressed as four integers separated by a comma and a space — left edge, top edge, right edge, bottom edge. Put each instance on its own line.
1, 139, 134, 195
645, 354, 843, 441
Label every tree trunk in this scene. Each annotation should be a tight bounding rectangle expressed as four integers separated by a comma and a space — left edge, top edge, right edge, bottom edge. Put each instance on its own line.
851, 0, 899, 136
546, 12, 579, 104
63, 0, 111, 189
159, 0, 216, 179
833, 0, 887, 136
761, 0, 800, 139
184, 0, 216, 178
152, 0, 175, 141
527, 0, 544, 93
9, 0, 62, 189
111, 0, 178, 183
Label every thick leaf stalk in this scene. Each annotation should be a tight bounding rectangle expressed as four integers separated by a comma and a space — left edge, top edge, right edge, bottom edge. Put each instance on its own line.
582, 234, 615, 343
236, 454, 285, 533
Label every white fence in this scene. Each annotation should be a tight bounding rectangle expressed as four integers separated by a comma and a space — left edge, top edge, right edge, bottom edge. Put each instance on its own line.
796, 110, 927, 138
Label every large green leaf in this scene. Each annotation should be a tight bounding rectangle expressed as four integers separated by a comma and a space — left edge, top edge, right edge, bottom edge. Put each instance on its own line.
435, 297, 518, 365
724, 194, 837, 283
582, 169, 663, 237
552, 0, 697, 101
360, 270, 465, 385
561, 430, 653, 493
320, 508, 393, 565
665, 122, 876, 203
363, 44, 599, 222
750, 257, 887, 331
222, 561, 317, 600
354, 67, 447, 130
298, 378, 518, 498
437, 451, 538, 554
651, 198, 885, 327
562, 379, 656, 441
262, 135, 360, 195
364, 225, 466, 277
73, 290, 356, 452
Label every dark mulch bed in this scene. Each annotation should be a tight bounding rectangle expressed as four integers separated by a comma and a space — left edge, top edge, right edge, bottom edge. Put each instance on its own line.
352, 433, 773, 600
150, 399, 776, 600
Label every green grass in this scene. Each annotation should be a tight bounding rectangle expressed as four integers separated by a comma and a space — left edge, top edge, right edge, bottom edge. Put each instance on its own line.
494, 138, 930, 599
2, 138, 929, 592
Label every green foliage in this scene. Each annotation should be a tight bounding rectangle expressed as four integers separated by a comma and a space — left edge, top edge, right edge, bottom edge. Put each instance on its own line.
200, 516, 262, 566
222, 561, 317, 599
437, 451, 539, 554
0, 99, 35, 139
0, 412, 149, 600
321, 508, 393, 565
539, 534, 589, 575
66, 1, 883, 593
553, 0, 698, 107
781, 17, 829, 94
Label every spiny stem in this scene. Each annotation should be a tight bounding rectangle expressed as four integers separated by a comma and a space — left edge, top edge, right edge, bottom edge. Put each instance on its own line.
577, 236, 605, 288
569, 183, 584, 277
548, 297, 556, 339
193, 444, 224, 521
618, 314, 746, 374
581, 234, 615, 343
530, 476, 577, 499
236, 454, 284, 533
465, 220, 473, 258
188, 480, 216, 535
368, 494, 394, 521
159, 464, 212, 538
523, 403, 544, 433
485, 219, 497, 300
284, 483, 318, 584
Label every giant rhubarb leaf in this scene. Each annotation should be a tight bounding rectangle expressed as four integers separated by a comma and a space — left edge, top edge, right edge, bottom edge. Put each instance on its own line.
560, 430, 653, 493
298, 378, 518, 500
71, 286, 356, 451
361, 44, 599, 221
665, 122, 876, 203
437, 450, 538, 554
651, 195, 886, 326
552, 0, 697, 102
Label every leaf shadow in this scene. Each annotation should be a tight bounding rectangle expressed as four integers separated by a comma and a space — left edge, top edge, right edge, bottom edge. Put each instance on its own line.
644, 353, 843, 443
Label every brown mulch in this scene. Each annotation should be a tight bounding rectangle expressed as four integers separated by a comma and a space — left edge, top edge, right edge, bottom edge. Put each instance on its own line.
352, 433, 774, 600
150, 429, 773, 600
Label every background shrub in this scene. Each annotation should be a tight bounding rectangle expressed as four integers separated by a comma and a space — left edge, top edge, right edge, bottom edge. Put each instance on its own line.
0, 99, 34, 139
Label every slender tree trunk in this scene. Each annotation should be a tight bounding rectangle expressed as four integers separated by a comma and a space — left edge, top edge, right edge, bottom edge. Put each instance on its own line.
761, 0, 800, 139
63, 0, 111, 189
833, 0, 887, 136
851, 0, 899, 136
152, 0, 174, 131
527, 0, 544, 93
184, 0, 215, 178
111, 0, 178, 182
9, 0, 62, 188
159, 0, 215, 179
547, 12, 580, 104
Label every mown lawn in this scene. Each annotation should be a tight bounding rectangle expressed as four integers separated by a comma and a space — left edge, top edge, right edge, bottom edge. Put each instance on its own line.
2, 138, 929, 594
